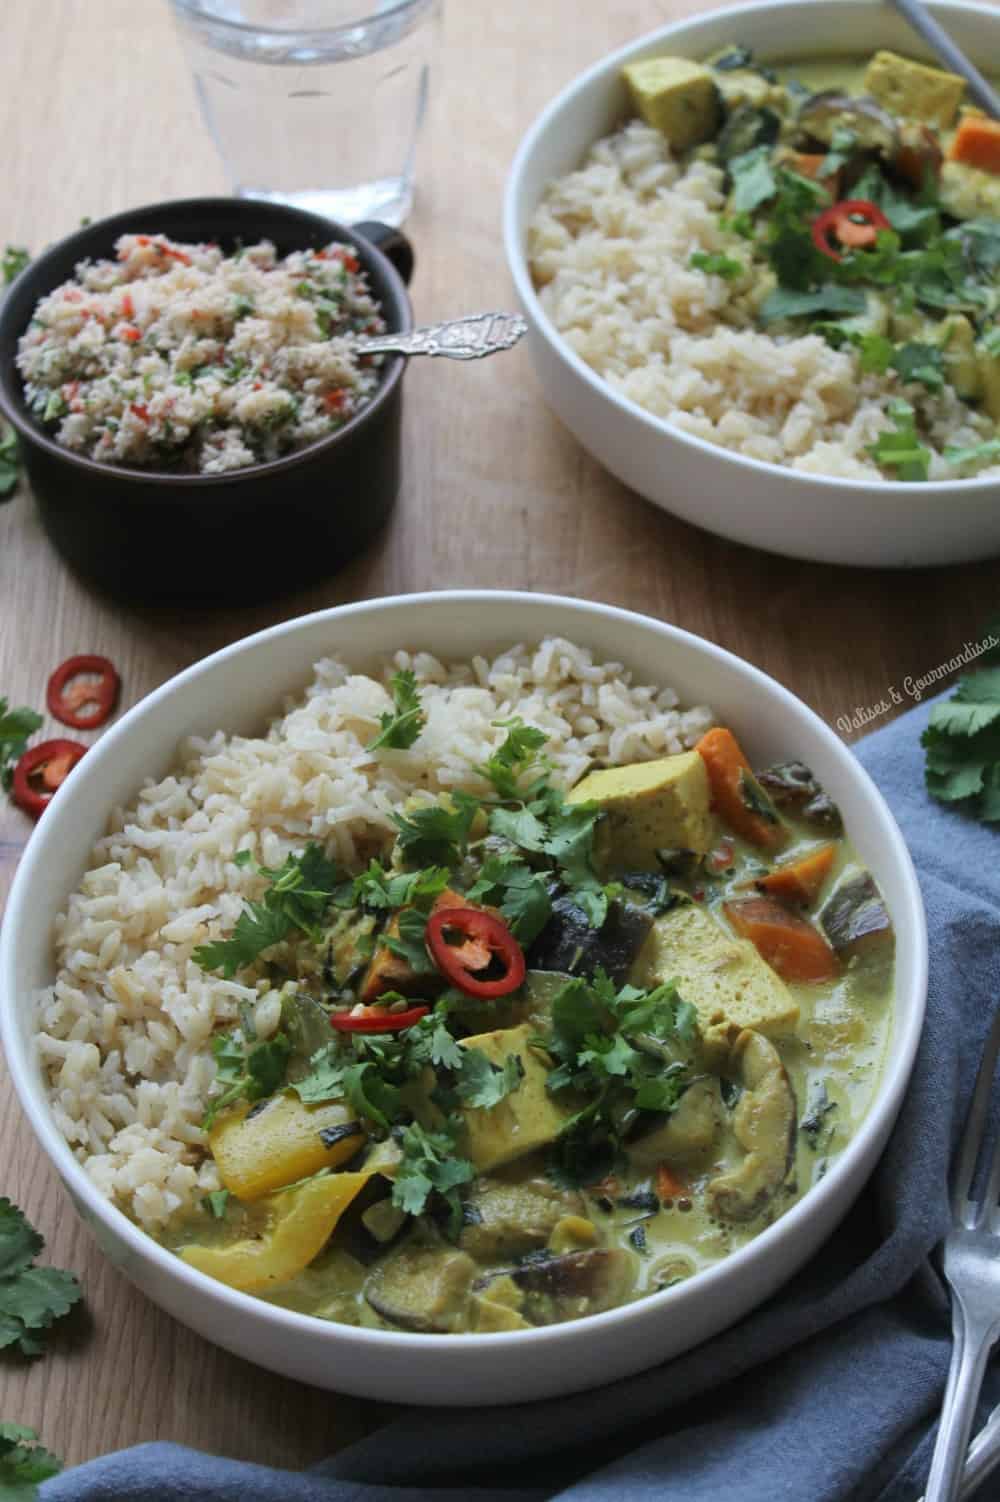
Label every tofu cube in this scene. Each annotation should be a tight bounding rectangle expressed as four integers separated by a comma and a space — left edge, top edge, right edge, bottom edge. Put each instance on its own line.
622, 57, 721, 150
633, 904, 800, 1039
566, 750, 717, 872
864, 50, 965, 127
458, 1024, 570, 1172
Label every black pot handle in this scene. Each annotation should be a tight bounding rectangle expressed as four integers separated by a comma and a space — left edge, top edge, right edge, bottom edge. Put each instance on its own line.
354, 222, 415, 286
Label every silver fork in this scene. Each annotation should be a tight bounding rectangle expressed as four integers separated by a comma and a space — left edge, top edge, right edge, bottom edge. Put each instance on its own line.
924, 1004, 1000, 1502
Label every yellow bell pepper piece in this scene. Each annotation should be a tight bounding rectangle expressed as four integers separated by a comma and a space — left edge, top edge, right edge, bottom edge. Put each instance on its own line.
179, 1171, 371, 1292
209, 1091, 366, 1201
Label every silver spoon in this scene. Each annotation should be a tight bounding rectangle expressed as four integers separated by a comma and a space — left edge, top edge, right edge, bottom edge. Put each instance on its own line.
886, 0, 1000, 118
352, 311, 527, 361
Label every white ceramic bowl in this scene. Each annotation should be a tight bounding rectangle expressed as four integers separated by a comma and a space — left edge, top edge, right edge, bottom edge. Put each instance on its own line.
504, 0, 1000, 568
0, 591, 927, 1404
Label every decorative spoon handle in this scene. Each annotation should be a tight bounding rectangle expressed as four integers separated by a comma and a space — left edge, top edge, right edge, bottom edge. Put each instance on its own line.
354, 312, 528, 360
886, 0, 1000, 118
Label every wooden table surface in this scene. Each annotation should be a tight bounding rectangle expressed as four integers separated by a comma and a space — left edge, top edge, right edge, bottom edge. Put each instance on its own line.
1, 0, 998, 1475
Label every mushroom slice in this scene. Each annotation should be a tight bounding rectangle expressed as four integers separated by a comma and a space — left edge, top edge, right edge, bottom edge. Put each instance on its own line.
797, 92, 899, 156
476, 1248, 636, 1326
708, 1029, 796, 1223
365, 1235, 477, 1332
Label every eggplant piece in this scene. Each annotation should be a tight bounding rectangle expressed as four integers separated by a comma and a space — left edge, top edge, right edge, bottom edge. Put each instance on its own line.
475, 1248, 636, 1325
820, 872, 894, 961
617, 871, 681, 916
365, 1235, 477, 1333
459, 1178, 585, 1262
707, 1029, 796, 1223
717, 104, 781, 165
796, 92, 899, 156
756, 761, 843, 834
527, 895, 653, 985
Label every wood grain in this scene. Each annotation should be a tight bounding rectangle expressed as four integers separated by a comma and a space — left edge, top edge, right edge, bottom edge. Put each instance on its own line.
0, 0, 997, 1473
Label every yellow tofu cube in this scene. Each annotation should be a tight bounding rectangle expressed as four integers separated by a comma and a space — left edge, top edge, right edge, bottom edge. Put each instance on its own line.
633, 904, 799, 1038
622, 57, 721, 150
566, 751, 717, 872
458, 1024, 571, 1171
864, 50, 965, 128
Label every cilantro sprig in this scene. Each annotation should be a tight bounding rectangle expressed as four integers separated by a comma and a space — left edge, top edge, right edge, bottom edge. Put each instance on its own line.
922, 655, 1000, 821
867, 401, 932, 482
0, 700, 42, 792
367, 669, 426, 752
689, 251, 744, 280
0, 1423, 62, 1498
539, 970, 697, 1188
193, 843, 340, 978
0, 1199, 81, 1358
203, 1026, 292, 1128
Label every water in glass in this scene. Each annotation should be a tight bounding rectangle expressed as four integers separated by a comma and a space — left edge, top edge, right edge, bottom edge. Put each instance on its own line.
170, 0, 440, 226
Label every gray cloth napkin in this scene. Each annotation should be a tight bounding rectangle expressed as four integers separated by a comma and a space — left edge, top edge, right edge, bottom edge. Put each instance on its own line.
43, 692, 1000, 1501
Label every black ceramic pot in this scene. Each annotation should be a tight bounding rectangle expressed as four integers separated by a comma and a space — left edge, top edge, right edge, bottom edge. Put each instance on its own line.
0, 199, 414, 604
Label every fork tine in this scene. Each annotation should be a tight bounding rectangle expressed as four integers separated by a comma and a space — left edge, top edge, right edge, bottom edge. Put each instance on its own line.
952, 1006, 1000, 1224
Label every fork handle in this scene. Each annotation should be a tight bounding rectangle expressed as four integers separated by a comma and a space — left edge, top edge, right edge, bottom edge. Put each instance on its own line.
925, 1303, 999, 1502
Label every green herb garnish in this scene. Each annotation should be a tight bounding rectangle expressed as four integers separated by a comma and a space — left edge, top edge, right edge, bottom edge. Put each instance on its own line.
689, 251, 744, 280
0, 1199, 81, 1358
867, 400, 931, 482
203, 1029, 291, 1128
479, 718, 548, 799
1, 245, 30, 285
367, 669, 426, 751
0, 424, 20, 500
0, 1423, 62, 1498
391, 792, 481, 867
193, 843, 340, 978
0, 699, 42, 792
922, 661, 1000, 820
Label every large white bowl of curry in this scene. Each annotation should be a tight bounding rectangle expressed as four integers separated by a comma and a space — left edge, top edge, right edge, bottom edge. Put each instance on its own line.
0, 592, 926, 1403
504, 0, 1000, 567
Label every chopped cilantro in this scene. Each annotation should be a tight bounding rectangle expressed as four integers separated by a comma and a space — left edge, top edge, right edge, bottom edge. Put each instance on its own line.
193, 843, 340, 978
719, 211, 755, 240
367, 669, 426, 751
0, 1423, 62, 1497
892, 341, 944, 391
759, 284, 867, 324
944, 439, 1000, 471
466, 853, 552, 944
0, 699, 42, 792
340, 859, 450, 913
0, 1199, 81, 1358
391, 792, 480, 866
391, 1121, 475, 1236
728, 146, 777, 214
384, 907, 435, 973
454, 1047, 524, 1109
689, 251, 744, 280
922, 662, 1000, 821
479, 718, 548, 799
867, 400, 931, 482
202, 1029, 291, 1127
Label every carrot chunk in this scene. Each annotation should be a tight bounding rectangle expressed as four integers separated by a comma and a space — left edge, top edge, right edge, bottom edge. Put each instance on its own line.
656, 1163, 686, 1201
695, 728, 786, 850
724, 896, 839, 983
948, 116, 1000, 175
756, 843, 837, 906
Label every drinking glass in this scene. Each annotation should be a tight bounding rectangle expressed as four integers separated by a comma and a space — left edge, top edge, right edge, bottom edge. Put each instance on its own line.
169, 0, 441, 227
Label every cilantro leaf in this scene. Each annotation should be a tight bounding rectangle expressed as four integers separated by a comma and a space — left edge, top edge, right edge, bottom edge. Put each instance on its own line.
0, 1423, 62, 1499
202, 1029, 291, 1127
922, 665, 1000, 821
466, 854, 552, 944
759, 284, 867, 324
454, 1047, 524, 1109
344, 860, 450, 913
0, 424, 20, 501
0, 700, 42, 793
367, 669, 427, 751
193, 843, 340, 977
689, 251, 744, 280
391, 792, 480, 866
728, 146, 777, 213
391, 1121, 475, 1235
384, 907, 435, 973
0, 1200, 81, 1359
892, 341, 945, 391
867, 401, 931, 482
2, 245, 30, 285
479, 719, 548, 799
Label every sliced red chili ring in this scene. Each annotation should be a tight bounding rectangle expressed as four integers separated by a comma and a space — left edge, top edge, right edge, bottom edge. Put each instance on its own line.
47, 654, 120, 730
812, 200, 892, 262
425, 907, 526, 999
330, 1005, 430, 1033
12, 739, 88, 819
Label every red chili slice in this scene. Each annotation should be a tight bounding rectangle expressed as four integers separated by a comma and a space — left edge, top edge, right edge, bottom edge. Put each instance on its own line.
425, 907, 526, 999
47, 655, 120, 730
812, 200, 892, 262
330, 1005, 430, 1033
12, 740, 88, 819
